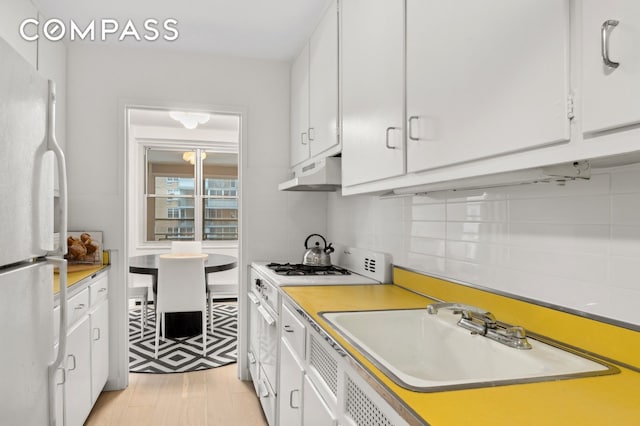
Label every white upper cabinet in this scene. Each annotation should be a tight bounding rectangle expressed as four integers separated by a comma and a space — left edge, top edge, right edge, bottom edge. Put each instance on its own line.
309, 0, 339, 158
406, 0, 571, 173
341, 0, 405, 187
581, 0, 640, 135
290, 43, 311, 166
290, 0, 339, 168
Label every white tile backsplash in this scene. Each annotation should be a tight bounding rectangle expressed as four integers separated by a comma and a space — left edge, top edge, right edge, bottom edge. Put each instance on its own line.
328, 163, 640, 326
611, 193, 640, 225
508, 195, 610, 224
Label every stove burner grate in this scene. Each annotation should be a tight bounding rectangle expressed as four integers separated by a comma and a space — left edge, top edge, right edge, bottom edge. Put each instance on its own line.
266, 262, 352, 276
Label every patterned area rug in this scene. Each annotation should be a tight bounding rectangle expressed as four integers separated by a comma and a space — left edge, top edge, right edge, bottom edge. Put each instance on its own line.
129, 303, 237, 373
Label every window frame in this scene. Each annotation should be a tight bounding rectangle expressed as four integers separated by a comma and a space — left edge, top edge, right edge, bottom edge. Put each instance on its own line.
143, 145, 239, 244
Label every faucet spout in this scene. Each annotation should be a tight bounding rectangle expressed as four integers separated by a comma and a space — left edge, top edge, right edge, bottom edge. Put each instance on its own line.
427, 302, 532, 350
426, 302, 496, 327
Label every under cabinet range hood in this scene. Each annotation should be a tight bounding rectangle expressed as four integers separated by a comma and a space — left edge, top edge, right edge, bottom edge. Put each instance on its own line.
278, 157, 341, 191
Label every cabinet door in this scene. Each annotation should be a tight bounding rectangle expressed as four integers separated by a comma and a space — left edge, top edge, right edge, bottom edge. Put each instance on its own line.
303, 375, 337, 426
406, 0, 571, 173
65, 316, 92, 426
341, 0, 405, 186
90, 299, 109, 404
278, 339, 304, 426
582, 0, 640, 135
291, 43, 311, 166
309, 0, 339, 158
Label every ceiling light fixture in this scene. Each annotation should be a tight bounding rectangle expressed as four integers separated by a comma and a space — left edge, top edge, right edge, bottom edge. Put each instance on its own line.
169, 111, 210, 129
182, 151, 207, 165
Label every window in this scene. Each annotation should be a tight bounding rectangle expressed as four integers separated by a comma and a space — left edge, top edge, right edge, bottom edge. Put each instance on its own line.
145, 148, 239, 242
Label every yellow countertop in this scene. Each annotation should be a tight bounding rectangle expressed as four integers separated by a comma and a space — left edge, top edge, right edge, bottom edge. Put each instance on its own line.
282, 283, 640, 426
53, 264, 108, 294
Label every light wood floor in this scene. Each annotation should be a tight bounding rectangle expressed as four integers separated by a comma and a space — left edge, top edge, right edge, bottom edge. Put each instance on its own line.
85, 364, 268, 426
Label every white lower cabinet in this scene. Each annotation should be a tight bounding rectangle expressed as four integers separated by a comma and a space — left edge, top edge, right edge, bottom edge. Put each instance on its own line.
54, 271, 110, 426
303, 375, 338, 426
65, 315, 92, 426
277, 300, 409, 426
90, 298, 109, 404
278, 339, 304, 425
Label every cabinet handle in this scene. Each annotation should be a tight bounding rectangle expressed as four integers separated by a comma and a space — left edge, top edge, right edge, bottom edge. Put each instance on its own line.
93, 327, 101, 341
308, 127, 315, 141
300, 132, 308, 145
248, 351, 256, 364
601, 20, 620, 69
98, 288, 107, 293
67, 354, 77, 372
385, 126, 401, 150
283, 324, 294, 333
74, 303, 85, 310
408, 116, 420, 141
289, 389, 300, 409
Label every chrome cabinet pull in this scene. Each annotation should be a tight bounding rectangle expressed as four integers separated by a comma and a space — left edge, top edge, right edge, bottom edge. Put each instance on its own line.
408, 116, 420, 141
300, 132, 308, 145
283, 324, 294, 333
601, 19, 620, 69
74, 303, 85, 310
289, 389, 300, 409
67, 354, 77, 371
93, 327, 101, 341
385, 126, 401, 150
308, 127, 315, 141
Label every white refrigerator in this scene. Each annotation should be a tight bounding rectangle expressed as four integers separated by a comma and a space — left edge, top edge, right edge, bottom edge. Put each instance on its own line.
0, 36, 69, 426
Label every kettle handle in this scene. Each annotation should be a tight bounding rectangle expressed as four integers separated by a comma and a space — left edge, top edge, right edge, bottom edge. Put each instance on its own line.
304, 233, 327, 249
325, 243, 334, 254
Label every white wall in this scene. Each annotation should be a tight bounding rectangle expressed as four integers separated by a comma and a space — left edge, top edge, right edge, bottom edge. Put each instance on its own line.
66, 44, 327, 387
328, 163, 640, 327
0, 0, 37, 66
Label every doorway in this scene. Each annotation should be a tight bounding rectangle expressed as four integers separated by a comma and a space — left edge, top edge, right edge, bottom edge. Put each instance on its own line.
121, 104, 244, 385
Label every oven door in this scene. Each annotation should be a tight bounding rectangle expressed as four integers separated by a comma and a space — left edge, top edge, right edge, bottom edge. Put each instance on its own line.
247, 290, 261, 386
258, 303, 278, 390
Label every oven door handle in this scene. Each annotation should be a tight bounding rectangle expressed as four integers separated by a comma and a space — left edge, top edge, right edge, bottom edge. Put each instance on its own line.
257, 305, 276, 326
248, 292, 260, 304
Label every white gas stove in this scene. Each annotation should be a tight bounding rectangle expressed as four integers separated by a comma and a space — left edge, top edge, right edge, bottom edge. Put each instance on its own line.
251, 246, 392, 286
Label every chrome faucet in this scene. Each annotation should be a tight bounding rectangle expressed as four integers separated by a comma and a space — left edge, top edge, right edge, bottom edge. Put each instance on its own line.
427, 302, 532, 350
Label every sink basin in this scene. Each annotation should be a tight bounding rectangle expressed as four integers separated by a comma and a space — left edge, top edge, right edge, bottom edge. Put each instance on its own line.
321, 308, 616, 392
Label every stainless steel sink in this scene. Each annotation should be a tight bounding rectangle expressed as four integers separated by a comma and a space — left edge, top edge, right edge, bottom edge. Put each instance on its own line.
321, 308, 617, 392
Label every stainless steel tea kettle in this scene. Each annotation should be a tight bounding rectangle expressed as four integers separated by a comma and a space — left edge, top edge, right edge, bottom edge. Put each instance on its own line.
302, 234, 334, 266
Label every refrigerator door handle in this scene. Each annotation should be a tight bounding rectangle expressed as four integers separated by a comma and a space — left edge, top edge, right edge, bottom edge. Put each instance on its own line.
47, 80, 68, 259
46, 82, 70, 425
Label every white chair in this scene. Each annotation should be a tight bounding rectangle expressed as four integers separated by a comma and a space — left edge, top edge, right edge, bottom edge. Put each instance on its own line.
155, 255, 208, 358
171, 241, 202, 254
128, 284, 149, 339
170, 241, 215, 333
